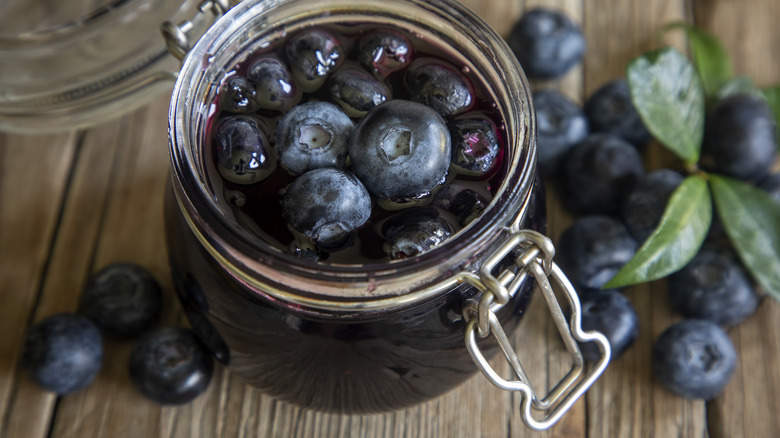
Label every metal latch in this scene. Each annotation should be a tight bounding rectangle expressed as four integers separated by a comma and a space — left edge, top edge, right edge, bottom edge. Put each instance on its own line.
161, 0, 232, 61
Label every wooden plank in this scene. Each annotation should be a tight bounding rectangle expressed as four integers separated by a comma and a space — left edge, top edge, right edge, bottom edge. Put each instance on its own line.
0, 132, 78, 438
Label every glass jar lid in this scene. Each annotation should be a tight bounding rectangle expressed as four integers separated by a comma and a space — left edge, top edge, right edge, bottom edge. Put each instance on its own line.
0, 0, 216, 133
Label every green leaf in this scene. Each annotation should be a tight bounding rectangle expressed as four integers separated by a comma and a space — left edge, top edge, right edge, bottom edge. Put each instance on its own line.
627, 47, 706, 164
710, 175, 780, 301
605, 175, 711, 289
716, 76, 766, 102
664, 23, 733, 97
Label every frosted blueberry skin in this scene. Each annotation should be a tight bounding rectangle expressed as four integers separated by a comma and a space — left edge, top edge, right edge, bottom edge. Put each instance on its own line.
621, 169, 684, 243
219, 75, 259, 113
358, 30, 414, 78
759, 172, 780, 203
700, 94, 778, 182
285, 29, 344, 93
584, 78, 651, 148
328, 67, 392, 117
247, 56, 301, 112
507, 8, 585, 79
653, 320, 736, 400
349, 100, 451, 199
404, 58, 473, 116
578, 290, 639, 363
281, 168, 372, 247
129, 327, 214, 405
448, 115, 501, 176
21, 314, 103, 395
79, 263, 162, 336
214, 115, 276, 184
533, 89, 589, 176
668, 250, 760, 326
382, 207, 453, 259
275, 101, 353, 175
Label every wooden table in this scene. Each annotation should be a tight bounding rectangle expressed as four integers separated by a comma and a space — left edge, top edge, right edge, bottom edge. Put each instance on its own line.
2, 0, 779, 436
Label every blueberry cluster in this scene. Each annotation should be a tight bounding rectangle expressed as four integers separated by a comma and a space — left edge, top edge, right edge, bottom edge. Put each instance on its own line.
21, 263, 214, 404
210, 26, 505, 262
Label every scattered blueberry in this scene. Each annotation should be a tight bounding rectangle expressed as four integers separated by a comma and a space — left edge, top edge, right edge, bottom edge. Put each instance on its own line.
219, 75, 259, 113
79, 263, 162, 336
668, 250, 760, 326
621, 169, 684, 243
247, 56, 301, 112
506, 8, 586, 79
533, 89, 589, 176
448, 115, 502, 176
559, 133, 644, 216
349, 100, 451, 199
285, 29, 344, 93
358, 30, 414, 78
275, 101, 353, 175
382, 207, 453, 259
557, 215, 638, 292
214, 115, 276, 184
584, 78, 651, 148
328, 67, 392, 117
432, 185, 488, 226
578, 290, 639, 362
21, 314, 103, 395
700, 94, 778, 182
652, 319, 736, 400
128, 326, 213, 405
405, 58, 473, 116
758, 172, 780, 204
281, 168, 372, 248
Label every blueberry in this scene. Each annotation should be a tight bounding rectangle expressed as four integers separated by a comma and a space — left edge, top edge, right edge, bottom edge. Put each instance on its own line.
507, 8, 586, 79
349, 100, 451, 199
700, 94, 778, 182
653, 320, 736, 400
559, 134, 644, 216
578, 290, 639, 362
448, 115, 502, 176
285, 29, 343, 93
79, 263, 162, 336
214, 115, 276, 184
21, 314, 103, 395
405, 58, 473, 116
584, 78, 651, 148
432, 185, 488, 226
382, 207, 453, 259
358, 30, 414, 78
281, 168, 372, 247
328, 67, 392, 117
275, 101, 353, 175
219, 75, 259, 113
557, 215, 638, 292
247, 56, 301, 112
128, 326, 213, 405
533, 89, 589, 176
621, 169, 684, 243
668, 250, 760, 326
758, 172, 780, 204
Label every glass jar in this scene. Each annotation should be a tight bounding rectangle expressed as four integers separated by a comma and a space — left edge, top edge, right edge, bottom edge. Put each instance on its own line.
165, 0, 610, 430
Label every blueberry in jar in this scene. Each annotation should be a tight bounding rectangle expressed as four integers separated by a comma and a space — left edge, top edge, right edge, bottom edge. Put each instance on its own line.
328, 66, 392, 117
281, 168, 372, 248
214, 115, 276, 184
652, 320, 736, 400
584, 78, 651, 148
358, 30, 414, 78
247, 56, 301, 112
432, 185, 488, 227
448, 115, 502, 176
507, 8, 586, 79
21, 314, 103, 395
79, 263, 162, 336
533, 89, 589, 176
621, 169, 684, 243
285, 28, 344, 93
405, 58, 474, 117
382, 207, 453, 259
668, 249, 760, 326
578, 290, 639, 363
219, 75, 259, 113
349, 100, 451, 199
128, 327, 214, 405
276, 101, 353, 175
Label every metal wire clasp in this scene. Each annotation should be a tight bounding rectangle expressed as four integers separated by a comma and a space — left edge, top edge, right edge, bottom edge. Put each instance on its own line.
462, 230, 611, 431
161, 0, 231, 61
